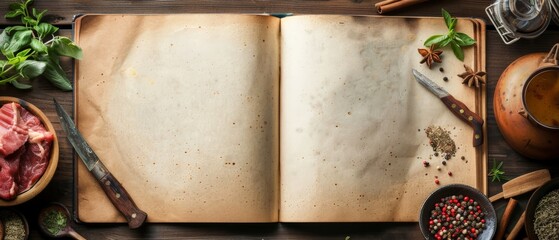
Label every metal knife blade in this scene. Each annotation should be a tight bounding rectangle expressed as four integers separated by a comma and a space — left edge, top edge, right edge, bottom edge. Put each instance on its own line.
54, 99, 147, 229
412, 69, 484, 147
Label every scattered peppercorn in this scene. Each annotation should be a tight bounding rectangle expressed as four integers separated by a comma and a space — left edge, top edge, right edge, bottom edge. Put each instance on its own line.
443, 77, 448, 82
442, 160, 447, 166
423, 160, 430, 167
439, 67, 444, 72
448, 171, 453, 176
427, 195, 487, 239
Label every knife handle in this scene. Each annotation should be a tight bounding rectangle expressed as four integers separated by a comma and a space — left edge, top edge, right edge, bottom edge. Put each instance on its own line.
440, 95, 484, 147
91, 161, 148, 229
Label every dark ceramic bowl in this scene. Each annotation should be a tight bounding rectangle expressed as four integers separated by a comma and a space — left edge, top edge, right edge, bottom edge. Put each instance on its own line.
525, 177, 559, 240
0, 208, 29, 240
419, 184, 497, 240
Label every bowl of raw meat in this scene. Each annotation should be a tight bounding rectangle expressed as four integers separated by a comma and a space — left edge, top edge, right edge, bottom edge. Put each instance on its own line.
0, 97, 58, 206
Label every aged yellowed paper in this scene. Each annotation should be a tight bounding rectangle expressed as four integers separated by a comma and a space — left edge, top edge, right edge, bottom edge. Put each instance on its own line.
74, 14, 280, 222
279, 15, 483, 222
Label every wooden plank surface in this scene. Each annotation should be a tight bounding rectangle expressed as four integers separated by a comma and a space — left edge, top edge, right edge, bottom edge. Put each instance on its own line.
0, 0, 558, 239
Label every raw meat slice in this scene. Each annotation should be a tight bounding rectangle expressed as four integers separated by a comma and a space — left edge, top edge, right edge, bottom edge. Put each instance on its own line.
0, 147, 25, 200
0, 103, 28, 156
16, 107, 54, 193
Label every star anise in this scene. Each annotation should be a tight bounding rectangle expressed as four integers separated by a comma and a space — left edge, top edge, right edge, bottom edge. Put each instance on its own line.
457, 64, 486, 88
418, 45, 443, 69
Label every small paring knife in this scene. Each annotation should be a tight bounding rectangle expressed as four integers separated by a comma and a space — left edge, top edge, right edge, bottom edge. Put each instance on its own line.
54, 99, 147, 229
412, 69, 484, 147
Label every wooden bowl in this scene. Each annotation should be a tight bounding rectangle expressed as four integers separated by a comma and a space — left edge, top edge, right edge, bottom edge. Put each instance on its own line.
0, 97, 59, 206
419, 184, 497, 240
525, 177, 559, 240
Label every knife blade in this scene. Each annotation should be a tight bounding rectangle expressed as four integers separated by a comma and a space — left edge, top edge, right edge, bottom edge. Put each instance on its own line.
54, 99, 147, 229
412, 69, 484, 147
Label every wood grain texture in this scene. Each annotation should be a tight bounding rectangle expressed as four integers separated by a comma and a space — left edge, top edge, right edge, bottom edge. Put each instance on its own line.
0, 0, 558, 239
0, 0, 492, 25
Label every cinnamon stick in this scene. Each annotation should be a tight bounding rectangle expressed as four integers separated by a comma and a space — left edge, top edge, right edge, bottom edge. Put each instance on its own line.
506, 211, 525, 240
375, 0, 428, 14
496, 198, 518, 240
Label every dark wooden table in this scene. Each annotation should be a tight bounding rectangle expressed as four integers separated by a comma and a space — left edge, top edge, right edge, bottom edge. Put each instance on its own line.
1, 0, 558, 239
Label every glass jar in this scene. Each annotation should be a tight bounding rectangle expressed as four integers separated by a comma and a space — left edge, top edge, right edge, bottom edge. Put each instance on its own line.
486, 0, 552, 44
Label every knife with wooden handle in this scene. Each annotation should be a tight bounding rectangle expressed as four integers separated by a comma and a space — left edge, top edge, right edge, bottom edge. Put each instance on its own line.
412, 69, 484, 147
54, 99, 147, 229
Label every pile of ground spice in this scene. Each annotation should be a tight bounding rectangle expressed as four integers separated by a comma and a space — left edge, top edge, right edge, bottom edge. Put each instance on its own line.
425, 125, 456, 160
534, 189, 559, 240
0, 210, 26, 240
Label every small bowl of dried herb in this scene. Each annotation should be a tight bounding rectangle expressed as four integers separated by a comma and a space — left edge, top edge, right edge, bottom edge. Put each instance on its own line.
39, 203, 86, 239
419, 184, 497, 240
525, 177, 559, 240
0, 208, 29, 240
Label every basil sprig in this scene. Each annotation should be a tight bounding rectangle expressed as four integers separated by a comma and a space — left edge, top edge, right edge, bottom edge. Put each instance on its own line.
424, 9, 476, 61
0, 0, 82, 90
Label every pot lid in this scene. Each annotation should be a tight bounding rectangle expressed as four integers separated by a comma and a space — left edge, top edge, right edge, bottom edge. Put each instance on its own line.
486, 0, 551, 44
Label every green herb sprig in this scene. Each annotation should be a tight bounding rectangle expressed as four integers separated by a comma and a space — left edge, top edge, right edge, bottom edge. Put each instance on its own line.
424, 9, 476, 61
0, 0, 82, 90
488, 159, 508, 182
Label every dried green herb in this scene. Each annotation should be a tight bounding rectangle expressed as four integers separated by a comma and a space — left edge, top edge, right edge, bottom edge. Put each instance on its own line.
1, 0, 82, 90
488, 159, 508, 182
41, 209, 66, 236
423, 9, 476, 61
0, 210, 26, 240
534, 189, 559, 240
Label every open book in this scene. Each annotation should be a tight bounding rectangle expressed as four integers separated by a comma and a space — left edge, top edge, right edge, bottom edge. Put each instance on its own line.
73, 14, 486, 223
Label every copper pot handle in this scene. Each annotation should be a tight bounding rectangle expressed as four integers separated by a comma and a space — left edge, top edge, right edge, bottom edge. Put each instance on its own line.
541, 43, 559, 67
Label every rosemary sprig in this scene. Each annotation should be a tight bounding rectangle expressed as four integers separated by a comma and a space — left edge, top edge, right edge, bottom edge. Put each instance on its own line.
488, 159, 508, 182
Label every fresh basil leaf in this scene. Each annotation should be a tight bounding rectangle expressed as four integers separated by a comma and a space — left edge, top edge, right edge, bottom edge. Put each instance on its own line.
22, 16, 37, 26
424, 34, 446, 47
4, 30, 32, 53
11, 80, 32, 90
4, 26, 28, 35
17, 59, 46, 78
5, 9, 24, 19
0, 31, 10, 49
40, 54, 73, 91
454, 32, 476, 46
7, 55, 24, 65
30, 38, 47, 53
34, 23, 58, 39
449, 18, 457, 31
16, 48, 31, 58
439, 33, 454, 48
442, 9, 454, 30
451, 41, 464, 61
51, 36, 82, 59
33, 9, 47, 23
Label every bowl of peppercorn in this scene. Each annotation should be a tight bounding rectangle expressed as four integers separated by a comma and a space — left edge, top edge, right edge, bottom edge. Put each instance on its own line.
525, 177, 559, 240
419, 184, 497, 240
